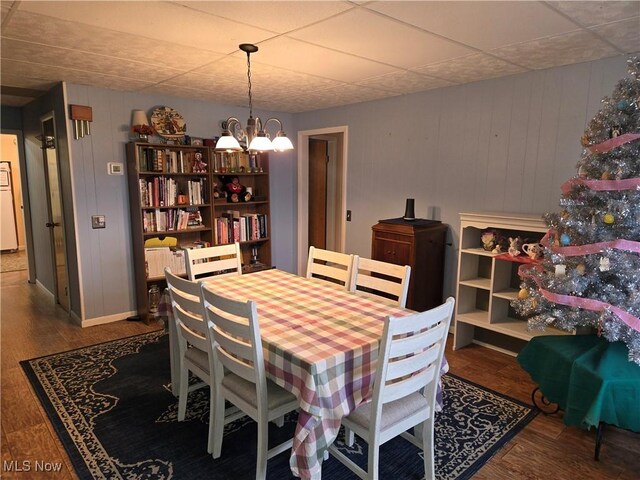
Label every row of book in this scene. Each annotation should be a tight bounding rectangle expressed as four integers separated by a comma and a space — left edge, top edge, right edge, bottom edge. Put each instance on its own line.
215, 211, 267, 244
143, 208, 203, 233
139, 147, 208, 174
144, 241, 212, 279
139, 177, 206, 207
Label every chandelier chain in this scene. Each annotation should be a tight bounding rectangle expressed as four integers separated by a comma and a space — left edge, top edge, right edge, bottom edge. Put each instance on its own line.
246, 51, 253, 117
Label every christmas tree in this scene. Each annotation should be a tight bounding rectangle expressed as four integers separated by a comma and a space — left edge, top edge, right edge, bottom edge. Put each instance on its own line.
512, 58, 640, 365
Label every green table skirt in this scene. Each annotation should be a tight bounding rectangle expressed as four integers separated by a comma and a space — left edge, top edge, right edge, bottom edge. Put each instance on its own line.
517, 335, 640, 432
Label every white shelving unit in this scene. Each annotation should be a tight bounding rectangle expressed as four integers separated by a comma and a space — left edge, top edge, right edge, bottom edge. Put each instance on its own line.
453, 212, 573, 355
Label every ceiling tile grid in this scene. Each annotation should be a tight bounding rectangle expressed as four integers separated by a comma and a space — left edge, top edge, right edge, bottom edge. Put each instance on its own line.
1, 1, 638, 111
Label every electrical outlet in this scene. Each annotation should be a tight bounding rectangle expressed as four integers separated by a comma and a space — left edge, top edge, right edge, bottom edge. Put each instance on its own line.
92, 215, 106, 229
346, 210, 352, 222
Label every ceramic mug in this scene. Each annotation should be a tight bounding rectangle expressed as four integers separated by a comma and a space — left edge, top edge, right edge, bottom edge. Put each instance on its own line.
522, 243, 542, 260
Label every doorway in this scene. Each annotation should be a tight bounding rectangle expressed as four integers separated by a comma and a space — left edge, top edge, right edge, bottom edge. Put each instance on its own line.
296, 126, 348, 275
41, 114, 69, 311
0, 134, 28, 273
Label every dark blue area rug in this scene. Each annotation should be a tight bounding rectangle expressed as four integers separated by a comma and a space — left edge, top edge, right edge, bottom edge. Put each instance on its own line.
21, 331, 536, 479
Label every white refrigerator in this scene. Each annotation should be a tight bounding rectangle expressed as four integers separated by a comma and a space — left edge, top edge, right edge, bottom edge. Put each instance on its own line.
0, 162, 18, 251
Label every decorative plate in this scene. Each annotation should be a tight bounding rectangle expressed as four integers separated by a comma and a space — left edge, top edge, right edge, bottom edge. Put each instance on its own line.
150, 107, 187, 139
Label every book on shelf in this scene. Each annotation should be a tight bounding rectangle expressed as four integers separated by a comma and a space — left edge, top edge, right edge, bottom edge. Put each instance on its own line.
142, 207, 204, 233
214, 212, 268, 244
144, 247, 186, 278
138, 146, 206, 174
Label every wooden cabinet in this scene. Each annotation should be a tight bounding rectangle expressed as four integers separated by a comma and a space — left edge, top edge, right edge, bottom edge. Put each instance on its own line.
453, 212, 572, 355
127, 142, 213, 322
211, 151, 271, 273
371, 218, 447, 312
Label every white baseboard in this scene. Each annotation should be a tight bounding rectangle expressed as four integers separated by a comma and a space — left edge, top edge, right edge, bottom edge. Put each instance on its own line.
81, 310, 138, 328
35, 280, 55, 299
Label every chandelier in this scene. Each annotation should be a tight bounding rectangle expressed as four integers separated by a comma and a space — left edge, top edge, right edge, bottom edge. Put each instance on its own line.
215, 44, 294, 153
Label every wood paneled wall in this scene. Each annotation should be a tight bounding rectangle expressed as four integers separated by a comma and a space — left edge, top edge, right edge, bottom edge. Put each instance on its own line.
294, 55, 629, 298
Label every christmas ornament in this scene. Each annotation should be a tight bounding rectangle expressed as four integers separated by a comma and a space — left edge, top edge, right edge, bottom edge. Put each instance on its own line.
560, 233, 571, 246
603, 213, 615, 224
576, 264, 586, 275
518, 288, 529, 299
601, 170, 611, 180
555, 265, 566, 277
599, 257, 610, 272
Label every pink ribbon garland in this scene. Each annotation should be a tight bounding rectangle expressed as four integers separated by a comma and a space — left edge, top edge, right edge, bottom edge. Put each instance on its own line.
587, 132, 640, 154
561, 176, 640, 195
541, 230, 640, 257
518, 264, 640, 333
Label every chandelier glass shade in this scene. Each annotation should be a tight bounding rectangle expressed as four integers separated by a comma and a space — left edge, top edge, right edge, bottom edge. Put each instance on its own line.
215, 44, 294, 153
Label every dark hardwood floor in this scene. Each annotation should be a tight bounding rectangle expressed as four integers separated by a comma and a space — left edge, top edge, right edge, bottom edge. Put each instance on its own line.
1, 269, 638, 479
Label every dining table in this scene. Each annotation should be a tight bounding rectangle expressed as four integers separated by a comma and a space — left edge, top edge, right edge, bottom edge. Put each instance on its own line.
157, 268, 449, 480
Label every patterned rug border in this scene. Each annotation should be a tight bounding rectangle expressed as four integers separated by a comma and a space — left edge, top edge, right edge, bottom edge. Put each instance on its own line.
20, 331, 537, 480
443, 373, 537, 479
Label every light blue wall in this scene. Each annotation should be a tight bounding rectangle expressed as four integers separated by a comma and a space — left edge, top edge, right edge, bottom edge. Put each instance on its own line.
66, 55, 628, 321
294, 56, 629, 298
65, 85, 295, 320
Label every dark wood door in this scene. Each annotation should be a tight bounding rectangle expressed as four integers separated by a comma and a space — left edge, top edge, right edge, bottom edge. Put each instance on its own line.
308, 138, 328, 249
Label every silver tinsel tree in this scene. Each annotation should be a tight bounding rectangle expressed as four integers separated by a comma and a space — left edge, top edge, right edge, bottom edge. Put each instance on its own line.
512, 58, 640, 365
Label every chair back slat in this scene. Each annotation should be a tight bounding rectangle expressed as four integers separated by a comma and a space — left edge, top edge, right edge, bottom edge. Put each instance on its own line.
200, 285, 265, 388
351, 256, 411, 307
382, 364, 437, 404
166, 267, 212, 365
385, 342, 439, 382
185, 243, 242, 281
371, 297, 455, 419
306, 246, 354, 289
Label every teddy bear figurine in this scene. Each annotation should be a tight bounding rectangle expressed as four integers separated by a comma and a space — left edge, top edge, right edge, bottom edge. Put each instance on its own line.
481, 230, 498, 251
508, 236, 523, 257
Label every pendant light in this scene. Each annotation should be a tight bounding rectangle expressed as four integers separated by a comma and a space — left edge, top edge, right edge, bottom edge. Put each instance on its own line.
215, 44, 294, 153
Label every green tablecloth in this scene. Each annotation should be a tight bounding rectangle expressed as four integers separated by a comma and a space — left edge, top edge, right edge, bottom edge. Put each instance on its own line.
517, 335, 640, 432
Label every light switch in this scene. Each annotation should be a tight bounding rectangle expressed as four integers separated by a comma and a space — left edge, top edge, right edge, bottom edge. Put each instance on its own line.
92, 215, 106, 229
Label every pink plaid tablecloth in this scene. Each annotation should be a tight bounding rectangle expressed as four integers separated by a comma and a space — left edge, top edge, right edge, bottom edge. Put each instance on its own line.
159, 269, 449, 479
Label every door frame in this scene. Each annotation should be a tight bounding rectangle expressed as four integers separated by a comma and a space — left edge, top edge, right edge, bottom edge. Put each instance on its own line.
296, 126, 348, 275
0, 129, 35, 283
40, 111, 70, 310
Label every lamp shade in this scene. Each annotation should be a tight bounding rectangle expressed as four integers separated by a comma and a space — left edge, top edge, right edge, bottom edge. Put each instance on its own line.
248, 135, 273, 152
215, 134, 243, 152
272, 134, 294, 152
131, 109, 149, 127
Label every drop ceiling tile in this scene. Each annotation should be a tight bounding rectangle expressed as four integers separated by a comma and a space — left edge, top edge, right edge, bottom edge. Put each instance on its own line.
411, 53, 527, 84
356, 70, 454, 94
365, 1, 580, 50
0, 73, 56, 91
288, 8, 474, 69
0, 94, 34, 107
1, 38, 185, 81
591, 17, 640, 53
490, 30, 620, 70
242, 36, 397, 82
1, 59, 155, 91
546, 1, 640, 27
17, 1, 274, 53
160, 72, 246, 96
3, 11, 221, 71
175, 1, 354, 34
286, 83, 393, 111
141, 83, 247, 106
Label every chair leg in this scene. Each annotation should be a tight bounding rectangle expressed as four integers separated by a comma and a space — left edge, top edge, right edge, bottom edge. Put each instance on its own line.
421, 417, 435, 480
177, 365, 189, 421
256, 419, 268, 480
207, 385, 215, 454
368, 437, 379, 480
212, 389, 225, 459
345, 427, 355, 447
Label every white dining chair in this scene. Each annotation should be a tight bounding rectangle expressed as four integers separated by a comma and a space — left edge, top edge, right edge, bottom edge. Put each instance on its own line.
328, 297, 455, 480
201, 285, 299, 480
306, 246, 354, 290
165, 268, 244, 454
184, 242, 242, 281
350, 256, 411, 307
